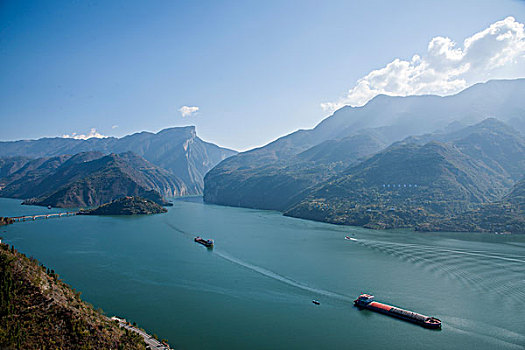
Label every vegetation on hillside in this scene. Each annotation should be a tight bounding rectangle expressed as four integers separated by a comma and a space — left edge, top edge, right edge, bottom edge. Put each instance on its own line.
0, 126, 237, 194
0, 243, 146, 349
284, 141, 517, 231
417, 179, 525, 233
80, 196, 168, 216
0, 152, 179, 208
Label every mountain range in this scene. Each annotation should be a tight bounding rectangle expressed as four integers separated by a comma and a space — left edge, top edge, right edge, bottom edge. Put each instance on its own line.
0, 152, 187, 207
0, 126, 236, 194
204, 79, 525, 233
0, 126, 236, 207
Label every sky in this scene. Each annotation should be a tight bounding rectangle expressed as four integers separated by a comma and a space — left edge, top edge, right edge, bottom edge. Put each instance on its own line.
1, 0, 524, 151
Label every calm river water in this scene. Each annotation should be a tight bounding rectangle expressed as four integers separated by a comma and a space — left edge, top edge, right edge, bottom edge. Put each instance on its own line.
1, 197, 524, 349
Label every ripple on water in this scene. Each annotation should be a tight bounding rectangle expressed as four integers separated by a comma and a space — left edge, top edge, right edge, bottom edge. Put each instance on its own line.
355, 239, 525, 307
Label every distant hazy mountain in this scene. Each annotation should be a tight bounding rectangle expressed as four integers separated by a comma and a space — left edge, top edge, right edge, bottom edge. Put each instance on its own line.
204, 133, 386, 210
0, 126, 236, 194
204, 79, 525, 213
0, 152, 187, 208
399, 118, 525, 182
0, 156, 32, 178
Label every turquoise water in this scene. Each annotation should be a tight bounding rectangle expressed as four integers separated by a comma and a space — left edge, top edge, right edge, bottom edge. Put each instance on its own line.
1, 197, 524, 349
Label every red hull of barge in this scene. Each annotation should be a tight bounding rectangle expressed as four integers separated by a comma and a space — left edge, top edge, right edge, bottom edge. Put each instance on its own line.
354, 294, 441, 329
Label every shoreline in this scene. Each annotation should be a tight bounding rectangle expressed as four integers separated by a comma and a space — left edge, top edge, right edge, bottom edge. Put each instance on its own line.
111, 317, 173, 350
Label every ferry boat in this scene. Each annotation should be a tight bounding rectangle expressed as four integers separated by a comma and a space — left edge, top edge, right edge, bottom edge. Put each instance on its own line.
354, 294, 441, 329
194, 236, 214, 248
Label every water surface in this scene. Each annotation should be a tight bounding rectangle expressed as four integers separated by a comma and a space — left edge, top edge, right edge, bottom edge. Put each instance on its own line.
1, 197, 524, 349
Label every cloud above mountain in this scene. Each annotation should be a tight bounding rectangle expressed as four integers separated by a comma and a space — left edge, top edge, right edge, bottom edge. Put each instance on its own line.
322, 17, 525, 112
62, 128, 107, 140
179, 105, 199, 117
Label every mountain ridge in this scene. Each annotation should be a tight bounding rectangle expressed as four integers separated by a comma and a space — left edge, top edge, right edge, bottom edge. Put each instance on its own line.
0, 126, 237, 195
204, 79, 525, 216
0, 152, 185, 208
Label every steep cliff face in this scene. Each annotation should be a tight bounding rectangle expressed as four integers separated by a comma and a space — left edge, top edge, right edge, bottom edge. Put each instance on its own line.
0, 126, 237, 195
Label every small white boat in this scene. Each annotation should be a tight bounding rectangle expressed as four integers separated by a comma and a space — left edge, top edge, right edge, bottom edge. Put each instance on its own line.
345, 236, 357, 242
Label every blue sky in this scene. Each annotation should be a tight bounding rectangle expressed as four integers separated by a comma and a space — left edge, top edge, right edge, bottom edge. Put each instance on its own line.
1, 0, 524, 150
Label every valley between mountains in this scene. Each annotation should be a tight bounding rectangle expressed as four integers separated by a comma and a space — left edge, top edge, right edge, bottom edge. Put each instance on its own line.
1, 79, 524, 233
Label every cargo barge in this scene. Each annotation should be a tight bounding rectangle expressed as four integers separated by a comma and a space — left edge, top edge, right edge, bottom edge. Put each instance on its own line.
194, 236, 214, 248
354, 294, 441, 329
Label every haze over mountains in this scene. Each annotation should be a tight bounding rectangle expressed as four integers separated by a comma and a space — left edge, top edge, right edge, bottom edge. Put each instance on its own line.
0, 126, 236, 194
204, 79, 525, 233
0, 127, 236, 207
1, 79, 524, 232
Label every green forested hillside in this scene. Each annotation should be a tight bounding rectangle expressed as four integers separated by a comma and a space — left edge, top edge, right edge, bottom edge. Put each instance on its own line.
417, 179, 525, 233
80, 196, 168, 215
0, 152, 181, 208
284, 142, 511, 229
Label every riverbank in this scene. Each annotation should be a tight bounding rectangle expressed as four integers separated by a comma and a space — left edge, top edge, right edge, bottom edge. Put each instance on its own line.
1, 197, 524, 349
0, 242, 146, 349
111, 317, 172, 349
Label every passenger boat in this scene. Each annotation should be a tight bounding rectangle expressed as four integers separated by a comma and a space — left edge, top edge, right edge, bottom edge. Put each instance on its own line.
354, 294, 441, 329
194, 236, 214, 248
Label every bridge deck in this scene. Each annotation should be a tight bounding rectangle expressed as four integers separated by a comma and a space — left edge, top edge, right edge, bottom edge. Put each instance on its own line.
9, 212, 78, 222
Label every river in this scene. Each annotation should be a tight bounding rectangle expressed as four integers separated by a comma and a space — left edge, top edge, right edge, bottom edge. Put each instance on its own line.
1, 197, 524, 349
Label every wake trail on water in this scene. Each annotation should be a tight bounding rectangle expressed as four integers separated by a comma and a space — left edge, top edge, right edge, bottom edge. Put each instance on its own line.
163, 220, 351, 302
444, 316, 525, 349
351, 238, 525, 304
214, 250, 351, 302
164, 221, 194, 238
356, 239, 525, 264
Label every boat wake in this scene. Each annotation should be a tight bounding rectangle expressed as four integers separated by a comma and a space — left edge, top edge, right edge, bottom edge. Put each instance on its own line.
352, 238, 525, 305
164, 221, 194, 238
214, 250, 352, 302
444, 316, 525, 349
163, 220, 351, 302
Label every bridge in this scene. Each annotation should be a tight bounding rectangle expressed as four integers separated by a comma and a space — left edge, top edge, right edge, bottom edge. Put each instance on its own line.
9, 211, 78, 222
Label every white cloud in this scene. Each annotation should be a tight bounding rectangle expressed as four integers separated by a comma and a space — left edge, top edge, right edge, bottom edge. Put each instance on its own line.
62, 128, 107, 140
179, 105, 199, 117
322, 17, 525, 112
111, 125, 119, 129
